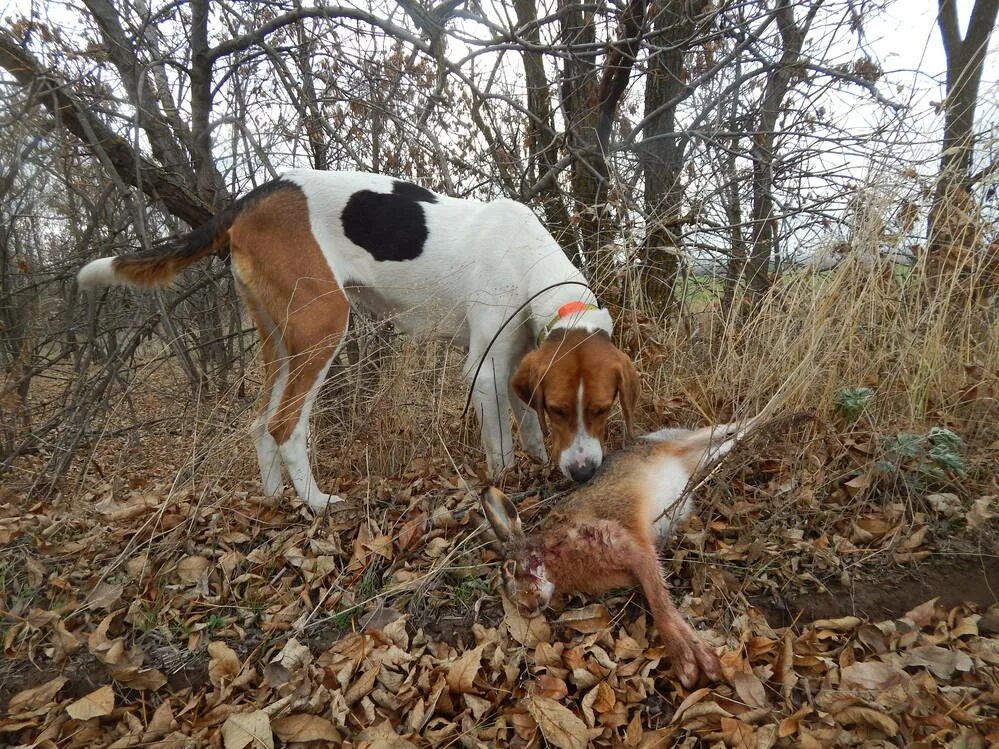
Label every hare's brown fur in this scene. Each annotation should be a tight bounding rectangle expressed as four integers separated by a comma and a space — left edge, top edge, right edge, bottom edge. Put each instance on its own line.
481, 422, 758, 687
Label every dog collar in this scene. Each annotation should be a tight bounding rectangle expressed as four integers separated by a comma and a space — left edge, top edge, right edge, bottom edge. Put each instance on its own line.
538, 301, 601, 345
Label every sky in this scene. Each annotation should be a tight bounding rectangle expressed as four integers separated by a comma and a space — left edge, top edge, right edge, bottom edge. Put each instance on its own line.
863, 0, 998, 162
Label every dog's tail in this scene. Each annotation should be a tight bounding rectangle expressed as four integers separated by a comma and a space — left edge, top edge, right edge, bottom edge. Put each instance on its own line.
77, 190, 257, 289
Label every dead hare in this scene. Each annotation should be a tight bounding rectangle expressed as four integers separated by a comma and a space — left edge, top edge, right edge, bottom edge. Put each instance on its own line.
482, 416, 764, 687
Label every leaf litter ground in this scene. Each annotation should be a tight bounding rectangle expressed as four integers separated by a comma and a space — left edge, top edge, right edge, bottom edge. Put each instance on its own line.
1, 395, 997, 748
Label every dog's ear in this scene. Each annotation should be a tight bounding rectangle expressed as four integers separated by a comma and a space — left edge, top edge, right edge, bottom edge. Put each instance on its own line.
481, 487, 523, 543
614, 352, 640, 440
512, 351, 547, 434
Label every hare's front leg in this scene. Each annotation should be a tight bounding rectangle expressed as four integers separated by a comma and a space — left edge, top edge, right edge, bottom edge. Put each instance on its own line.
627, 541, 721, 688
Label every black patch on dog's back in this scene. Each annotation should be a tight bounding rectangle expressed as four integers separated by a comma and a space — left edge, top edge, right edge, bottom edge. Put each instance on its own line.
392, 180, 438, 204
340, 181, 439, 262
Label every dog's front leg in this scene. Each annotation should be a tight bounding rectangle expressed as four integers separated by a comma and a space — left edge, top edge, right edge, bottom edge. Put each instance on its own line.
466, 359, 515, 476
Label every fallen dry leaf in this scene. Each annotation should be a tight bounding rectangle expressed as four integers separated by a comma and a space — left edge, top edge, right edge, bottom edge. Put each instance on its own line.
7, 676, 67, 713
840, 660, 907, 690
262, 637, 310, 687
447, 642, 485, 693
66, 684, 115, 720
110, 664, 167, 691
176, 554, 211, 582
812, 616, 862, 632
208, 641, 242, 687
221, 710, 273, 749
557, 603, 611, 634
904, 598, 939, 627
732, 670, 769, 708
902, 644, 973, 678
502, 593, 551, 647
966, 496, 995, 529
271, 713, 339, 742
835, 706, 899, 736
526, 694, 589, 749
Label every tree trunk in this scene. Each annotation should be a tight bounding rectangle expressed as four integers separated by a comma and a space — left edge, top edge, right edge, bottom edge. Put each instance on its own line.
639, 0, 708, 309
928, 0, 999, 272
514, 0, 580, 262
558, 0, 609, 267
744, 0, 806, 306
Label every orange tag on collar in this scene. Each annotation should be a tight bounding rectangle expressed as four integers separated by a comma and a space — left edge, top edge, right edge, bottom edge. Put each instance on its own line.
557, 301, 588, 318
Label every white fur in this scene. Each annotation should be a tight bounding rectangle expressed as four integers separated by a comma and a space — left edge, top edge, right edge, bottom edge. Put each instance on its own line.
548, 307, 613, 338
77, 257, 119, 288
559, 381, 603, 478
642, 456, 695, 541
284, 169, 609, 477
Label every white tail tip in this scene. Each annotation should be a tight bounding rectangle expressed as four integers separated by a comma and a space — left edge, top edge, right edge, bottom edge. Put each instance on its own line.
77, 257, 118, 289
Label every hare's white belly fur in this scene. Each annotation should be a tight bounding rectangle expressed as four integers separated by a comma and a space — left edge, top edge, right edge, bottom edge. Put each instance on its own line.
643, 456, 695, 542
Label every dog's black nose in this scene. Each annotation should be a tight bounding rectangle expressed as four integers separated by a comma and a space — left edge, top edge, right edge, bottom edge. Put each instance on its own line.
568, 460, 598, 483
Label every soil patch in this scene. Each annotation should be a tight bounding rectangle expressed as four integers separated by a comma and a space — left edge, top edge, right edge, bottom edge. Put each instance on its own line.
755, 550, 998, 627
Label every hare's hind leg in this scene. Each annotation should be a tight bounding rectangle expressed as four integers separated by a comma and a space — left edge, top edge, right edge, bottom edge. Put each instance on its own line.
626, 539, 721, 687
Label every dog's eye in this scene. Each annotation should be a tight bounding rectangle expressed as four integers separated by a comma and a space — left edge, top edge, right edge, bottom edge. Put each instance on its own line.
589, 404, 610, 417
548, 405, 569, 419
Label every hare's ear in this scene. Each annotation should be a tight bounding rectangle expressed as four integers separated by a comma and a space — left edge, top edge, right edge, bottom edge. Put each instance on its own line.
481, 487, 523, 543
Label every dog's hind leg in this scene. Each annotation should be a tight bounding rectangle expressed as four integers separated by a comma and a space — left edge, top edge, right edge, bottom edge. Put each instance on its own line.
267, 288, 350, 511
238, 281, 286, 496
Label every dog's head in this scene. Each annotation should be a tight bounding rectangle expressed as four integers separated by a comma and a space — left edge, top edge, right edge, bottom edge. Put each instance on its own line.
512, 328, 639, 482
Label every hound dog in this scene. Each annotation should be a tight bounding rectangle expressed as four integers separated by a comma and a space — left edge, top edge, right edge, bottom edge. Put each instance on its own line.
78, 171, 639, 509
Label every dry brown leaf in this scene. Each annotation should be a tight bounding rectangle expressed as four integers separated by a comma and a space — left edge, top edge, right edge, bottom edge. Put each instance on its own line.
900, 525, 928, 550
208, 641, 242, 687
843, 473, 871, 496
904, 598, 939, 627
812, 616, 862, 632
966, 496, 995, 529
557, 604, 611, 633
110, 665, 167, 691
176, 555, 211, 583
271, 714, 339, 742
902, 644, 973, 678
834, 706, 899, 736
87, 581, 123, 610
776, 629, 797, 702
262, 637, 311, 687
221, 710, 273, 749
365, 533, 394, 559
720, 717, 756, 749
525, 694, 589, 749
66, 684, 115, 720
397, 515, 425, 552
7, 676, 67, 713
357, 719, 419, 748
839, 660, 907, 690
732, 670, 768, 708
447, 642, 485, 693
533, 674, 569, 701
671, 687, 711, 724
502, 593, 551, 647
51, 620, 82, 664
425, 536, 450, 558
144, 700, 175, 739
344, 665, 379, 705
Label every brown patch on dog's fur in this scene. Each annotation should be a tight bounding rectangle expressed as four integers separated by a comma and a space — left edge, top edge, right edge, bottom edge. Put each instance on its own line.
512, 328, 639, 458
229, 188, 349, 445
113, 181, 296, 287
